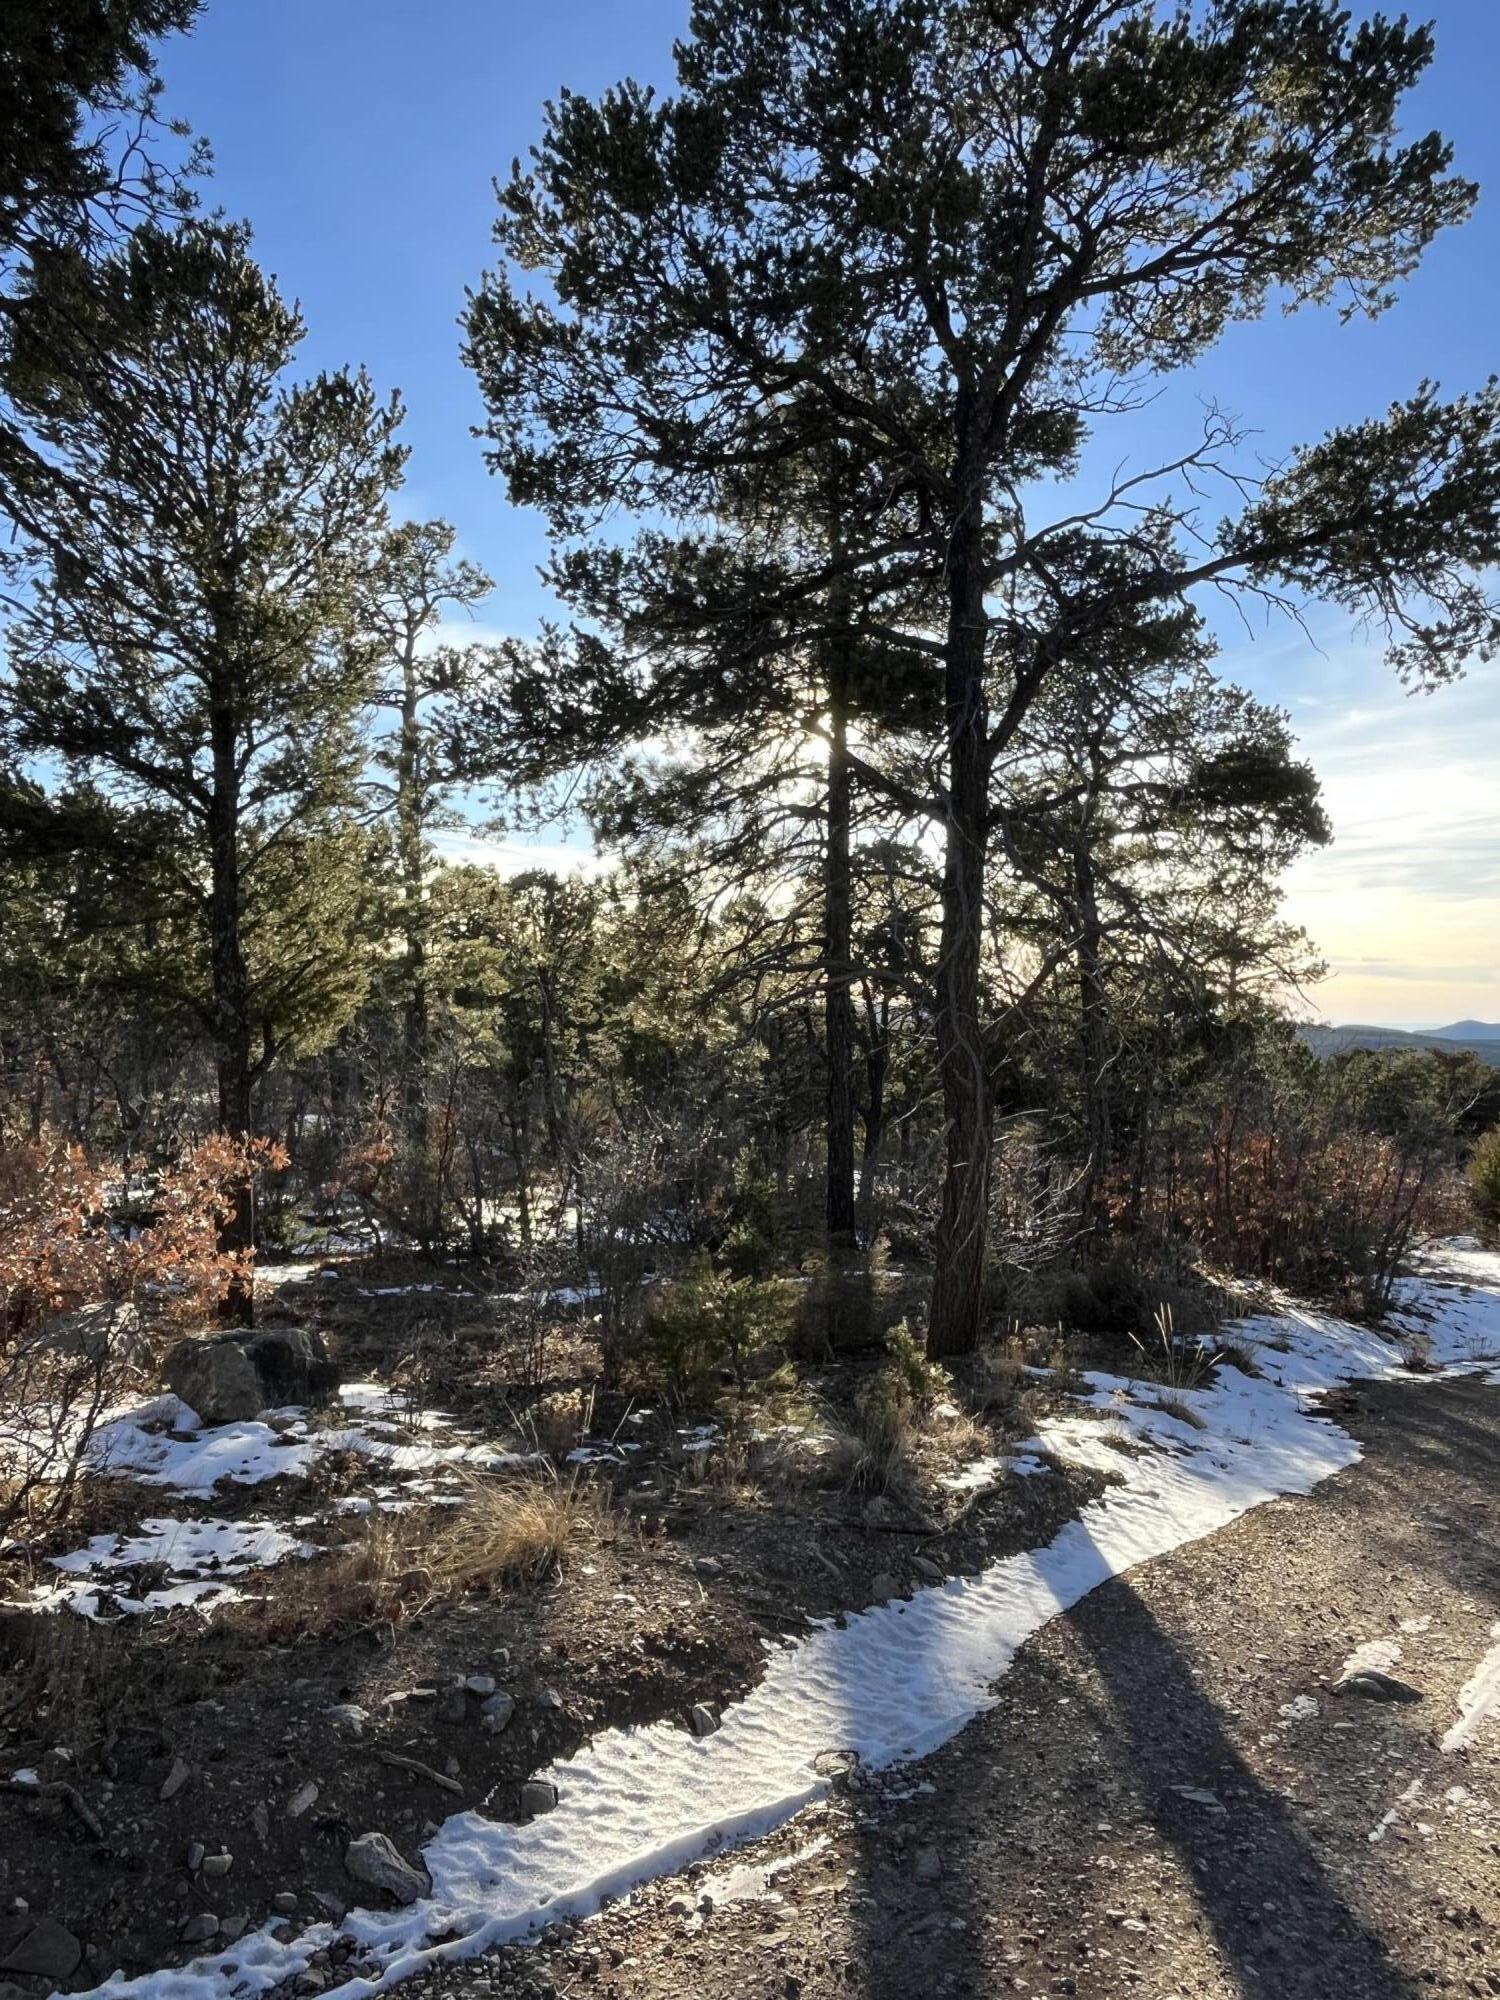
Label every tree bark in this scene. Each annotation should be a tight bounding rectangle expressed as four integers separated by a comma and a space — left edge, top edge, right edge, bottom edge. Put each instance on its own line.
824, 662, 857, 1244
856, 978, 889, 1229
1074, 837, 1112, 1234
209, 697, 254, 1326
396, 633, 428, 1125
926, 502, 993, 1359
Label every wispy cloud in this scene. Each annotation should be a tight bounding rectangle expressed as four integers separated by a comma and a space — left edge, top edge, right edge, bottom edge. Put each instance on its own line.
1266, 653, 1500, 1024
428, 829, 608, 880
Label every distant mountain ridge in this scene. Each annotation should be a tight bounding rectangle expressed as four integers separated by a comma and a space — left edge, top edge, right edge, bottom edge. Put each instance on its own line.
1300, 1020, 1500, 1067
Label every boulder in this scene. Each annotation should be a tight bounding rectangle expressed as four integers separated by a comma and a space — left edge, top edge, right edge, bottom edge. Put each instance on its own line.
164, 1339, 261, 1426
343, 1833, 430, 1907
245, 1325, 339, 1406
163, 1325, 338, 1424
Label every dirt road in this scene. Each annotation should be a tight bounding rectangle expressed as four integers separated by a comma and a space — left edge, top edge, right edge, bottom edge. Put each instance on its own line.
430, 1374, 1500, 2000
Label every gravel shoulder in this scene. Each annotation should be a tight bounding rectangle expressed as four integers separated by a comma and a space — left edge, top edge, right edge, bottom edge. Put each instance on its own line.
445, 1373, 1500, 2000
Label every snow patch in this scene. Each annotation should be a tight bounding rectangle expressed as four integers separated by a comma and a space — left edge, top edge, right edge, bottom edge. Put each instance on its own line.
1441, 1623, 1500, 1753
82, 1387, 543, 1497
29, 1515, 316, 1620
1340, 1637, 1403, 1679
699, 1833, 832, 1908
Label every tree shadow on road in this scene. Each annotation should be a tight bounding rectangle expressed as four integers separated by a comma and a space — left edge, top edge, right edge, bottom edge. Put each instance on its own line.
832, 1505, 1433, 1999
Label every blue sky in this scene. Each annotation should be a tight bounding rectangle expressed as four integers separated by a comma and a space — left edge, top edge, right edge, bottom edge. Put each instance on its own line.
156, 1, 1500, 1028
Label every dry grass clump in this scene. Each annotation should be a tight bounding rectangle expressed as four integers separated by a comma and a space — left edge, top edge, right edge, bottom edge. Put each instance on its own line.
525, 1387, 592, 1458
235, 1506, 438, 1634
1150, 1390, 1208, 1430
238, 1470, 615, 1638
429, 1470, 611, 1590
822, 1392, 917, 1501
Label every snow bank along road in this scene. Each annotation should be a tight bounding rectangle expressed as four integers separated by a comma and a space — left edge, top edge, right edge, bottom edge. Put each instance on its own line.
70, 1245, 1500, 2000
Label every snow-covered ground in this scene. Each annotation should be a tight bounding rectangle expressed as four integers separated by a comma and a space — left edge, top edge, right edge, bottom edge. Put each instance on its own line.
31, 1517, 318, 1619
68, 1241, 1500, 2000
85, 1381, 542, 1495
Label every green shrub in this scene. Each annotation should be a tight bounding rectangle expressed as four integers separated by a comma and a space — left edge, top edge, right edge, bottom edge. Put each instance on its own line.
1468, 1125, 1500, 1227
881, 1319, 949, 1406
643, 1256, 795, 1401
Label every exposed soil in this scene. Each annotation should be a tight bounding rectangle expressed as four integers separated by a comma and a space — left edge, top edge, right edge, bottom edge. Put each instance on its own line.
0, 1263, 1104, 1989
407, 1373, 1500, 2000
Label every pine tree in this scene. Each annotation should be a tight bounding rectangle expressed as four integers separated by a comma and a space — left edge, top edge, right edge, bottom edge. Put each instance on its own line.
0, 220, 405, 1312
361, 518, 494, 1120
468, 0, 1500, 1354
0, 1, 204, 540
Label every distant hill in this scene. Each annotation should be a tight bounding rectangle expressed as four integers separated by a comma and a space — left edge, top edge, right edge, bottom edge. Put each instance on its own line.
1300, 1022, 1500, 1067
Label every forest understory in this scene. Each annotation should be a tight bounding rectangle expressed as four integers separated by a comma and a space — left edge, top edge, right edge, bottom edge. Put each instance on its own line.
1, 1241, 1498, 2000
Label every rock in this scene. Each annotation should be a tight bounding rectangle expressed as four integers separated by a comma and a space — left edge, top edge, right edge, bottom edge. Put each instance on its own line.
272, 1894, 299, 1916
344, 1832, 430, 1908
163, 1325, 338, 1425
666, 1894, 694, 1918
465, 1675, 497, 1697
164, 1338, 261, 1426
35, 1300, 150, 1370
913, 1847, 943, 1882
1333, 1669, 1423, 1703
0, 1917, 83, 1982
688, 1704, 719, 1738
252, 1804, 270, 1843
480, 1692, 515, 1733
287, 1781, 319, 1819
520, 1780, 558, 1817
186, 1841, 205, 1872
202, 1852, 233, 1879
180, 1913, 219, 1946
910, 1555, 943, 1583
244, 1325, 339, 1406
160, 1757, 191, 1801
220, 1915, 248, 1944
869, 1571, 899, 1602
324, 1704, 370, 1734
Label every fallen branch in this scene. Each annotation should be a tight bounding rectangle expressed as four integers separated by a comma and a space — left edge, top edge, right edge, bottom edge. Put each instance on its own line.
1, 1777, 104, 1840
367, 1748, 463, 1795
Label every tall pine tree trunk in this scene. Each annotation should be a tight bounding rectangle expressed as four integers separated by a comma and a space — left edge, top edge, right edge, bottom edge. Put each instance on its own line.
856, 981, 889, 1228
927, 506, 993, 1359
1074, 839, 1112, 1234
209, 705, 255, 1325
396, 639, 428, 1124
824, 663, 857, 1244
